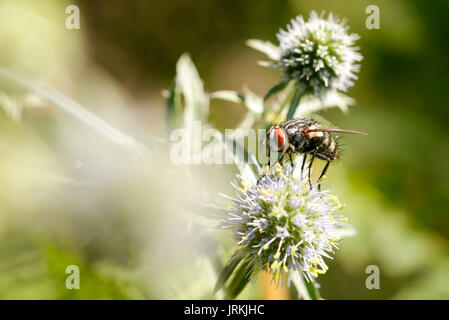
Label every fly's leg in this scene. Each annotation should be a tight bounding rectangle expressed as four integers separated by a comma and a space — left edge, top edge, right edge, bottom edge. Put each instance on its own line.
275, 148, 288, 169
308, 151, 317, 189
288, 153, 294, 172
258, 148, 290, 184
258, 143, 271, 183
317, 160, 330, 191
300, 154, 307, 181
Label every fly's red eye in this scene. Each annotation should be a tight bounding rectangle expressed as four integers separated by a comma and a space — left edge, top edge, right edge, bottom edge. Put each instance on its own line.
269, 128, 286, 150
275, 128, 285, 148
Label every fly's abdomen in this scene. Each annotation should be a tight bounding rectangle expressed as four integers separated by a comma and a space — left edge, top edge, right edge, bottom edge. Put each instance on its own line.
316, 133, 339, 161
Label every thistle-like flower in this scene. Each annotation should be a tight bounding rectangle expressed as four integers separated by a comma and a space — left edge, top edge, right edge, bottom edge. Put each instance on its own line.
277, 11, 362, 96
221, 166, 348, 285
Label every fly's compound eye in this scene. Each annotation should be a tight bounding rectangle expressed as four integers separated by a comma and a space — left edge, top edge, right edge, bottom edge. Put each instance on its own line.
269, 127, 287, 151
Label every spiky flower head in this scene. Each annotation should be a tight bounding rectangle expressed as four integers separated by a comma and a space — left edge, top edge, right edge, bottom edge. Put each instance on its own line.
277, 11, 362, 97
222, 166, 348, 283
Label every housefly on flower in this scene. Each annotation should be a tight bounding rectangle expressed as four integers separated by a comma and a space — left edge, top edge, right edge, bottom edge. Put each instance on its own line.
261, 118, 367, 189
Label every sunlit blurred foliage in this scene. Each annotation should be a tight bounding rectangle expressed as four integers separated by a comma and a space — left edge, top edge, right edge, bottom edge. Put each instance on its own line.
0, 0, 448, 299
0, 0, 82, 80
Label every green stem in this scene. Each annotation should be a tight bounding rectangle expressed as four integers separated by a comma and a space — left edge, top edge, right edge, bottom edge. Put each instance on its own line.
291, 271, 321, 300
286, 88, 303, 119
304, 277, 321, 300
270, 83, 296, 120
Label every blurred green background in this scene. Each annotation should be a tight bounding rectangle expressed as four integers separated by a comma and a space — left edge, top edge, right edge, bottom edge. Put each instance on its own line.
0, 0, 448, 299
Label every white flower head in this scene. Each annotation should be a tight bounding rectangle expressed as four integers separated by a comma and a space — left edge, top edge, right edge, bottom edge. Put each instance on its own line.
276, 11, 362, 96
221, 166, 349, 284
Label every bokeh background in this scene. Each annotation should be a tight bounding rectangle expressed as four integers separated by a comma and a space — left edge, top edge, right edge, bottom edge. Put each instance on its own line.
0, 0, 448, 299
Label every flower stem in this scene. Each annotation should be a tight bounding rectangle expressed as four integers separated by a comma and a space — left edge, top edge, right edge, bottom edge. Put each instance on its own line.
286, 88, 303, 119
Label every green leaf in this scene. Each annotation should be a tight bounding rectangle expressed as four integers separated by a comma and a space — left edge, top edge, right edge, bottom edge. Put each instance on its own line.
291, 271, 321, 300
294, 90, 356, 118
264, 79, 289, 102
305, 278, 321, 300
246, 39, 281, 61
235, 112, 256, 131
176, 53, 209, 128
165, 79, 182, 130
286, 88, 303, 119
291, 271, 311, 300
210, 90, 244, 105
214, 255, 243, 295
243, 89, 264, 114
223, 136, 259, 185
173, 54, 210, 165
225, 261, 253, 299
271, 81, 296, 119
211, 90, 263, 115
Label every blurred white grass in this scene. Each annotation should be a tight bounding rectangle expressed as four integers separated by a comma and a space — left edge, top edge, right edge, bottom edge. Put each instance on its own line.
0, 67, 152, 161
